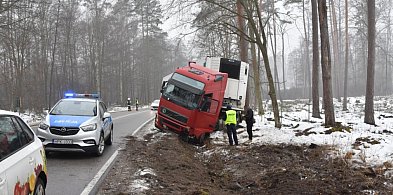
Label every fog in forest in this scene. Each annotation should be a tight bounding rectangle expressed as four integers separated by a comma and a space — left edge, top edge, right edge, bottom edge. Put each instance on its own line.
0, 0, 390, 116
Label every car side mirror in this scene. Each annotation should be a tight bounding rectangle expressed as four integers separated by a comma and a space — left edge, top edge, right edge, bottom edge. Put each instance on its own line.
103, 112, 111, 120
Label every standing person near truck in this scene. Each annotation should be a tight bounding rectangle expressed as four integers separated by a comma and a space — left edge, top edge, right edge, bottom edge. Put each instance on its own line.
135, 98, 139, 111
245, 107, 255, 141
224, 104, 238, 146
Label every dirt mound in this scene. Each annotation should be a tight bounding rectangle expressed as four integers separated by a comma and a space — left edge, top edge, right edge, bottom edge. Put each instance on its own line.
98, 126, 393, 195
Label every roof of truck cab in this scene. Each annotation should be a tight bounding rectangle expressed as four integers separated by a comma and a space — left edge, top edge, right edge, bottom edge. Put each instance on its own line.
176, 63, 228, 81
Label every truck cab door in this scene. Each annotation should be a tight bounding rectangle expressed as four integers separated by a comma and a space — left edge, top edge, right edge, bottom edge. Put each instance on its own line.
195, 95, 220, 133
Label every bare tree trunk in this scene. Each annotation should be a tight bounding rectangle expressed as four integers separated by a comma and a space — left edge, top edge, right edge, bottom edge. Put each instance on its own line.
364, 0, 375, 125
249, 23, 264, 116
303, 0, 311, 100
343, 0, 349, 111
330, 0, 340, 101
311, 0, 321, 118
318, 0, 335, 127
236, 0, 249, 110
244, 0, 281, 128
384, 8, 391, 95
49, 0, 60, 108
281, 31, 286, 99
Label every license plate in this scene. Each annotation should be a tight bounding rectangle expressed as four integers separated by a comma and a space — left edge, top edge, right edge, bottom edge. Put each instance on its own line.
53, 139, 73, 144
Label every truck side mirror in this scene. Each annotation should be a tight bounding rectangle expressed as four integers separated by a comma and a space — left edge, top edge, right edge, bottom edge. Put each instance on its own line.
161, 81, 167, 89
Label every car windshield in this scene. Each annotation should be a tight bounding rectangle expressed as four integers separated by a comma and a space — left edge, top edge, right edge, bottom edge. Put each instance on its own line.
50, 100, 97, 116
153, 100, 160, 104
162, 83, 201, 110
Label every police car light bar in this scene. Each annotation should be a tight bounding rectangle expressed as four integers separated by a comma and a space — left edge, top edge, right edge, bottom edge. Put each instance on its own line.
64, 93, 100, 99
64, 93, 75, 98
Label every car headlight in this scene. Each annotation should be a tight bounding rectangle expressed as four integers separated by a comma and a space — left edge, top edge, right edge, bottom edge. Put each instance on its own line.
39, 122, 49, 130
80, 123, 97, 131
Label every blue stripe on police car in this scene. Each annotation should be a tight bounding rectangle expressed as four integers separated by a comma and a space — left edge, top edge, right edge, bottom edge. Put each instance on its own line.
49, 115, 92, 128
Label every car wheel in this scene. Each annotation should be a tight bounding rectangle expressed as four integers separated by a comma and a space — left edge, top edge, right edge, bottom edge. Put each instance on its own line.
33, 177, 45, 195
105, 126, 113, 145
94, 133, 105, 156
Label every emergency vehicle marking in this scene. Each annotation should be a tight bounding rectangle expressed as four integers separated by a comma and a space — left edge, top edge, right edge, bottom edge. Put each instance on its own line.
49, 115, 92, 127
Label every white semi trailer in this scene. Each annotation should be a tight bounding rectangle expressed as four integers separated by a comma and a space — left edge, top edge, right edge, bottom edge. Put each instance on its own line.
204, 57, 249, 113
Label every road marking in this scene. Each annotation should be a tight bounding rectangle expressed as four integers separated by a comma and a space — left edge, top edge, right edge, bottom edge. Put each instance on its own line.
132, 117, 155, 136
80, 116, 155, 195
80, 149, 119, 195
112, 110, 149, 121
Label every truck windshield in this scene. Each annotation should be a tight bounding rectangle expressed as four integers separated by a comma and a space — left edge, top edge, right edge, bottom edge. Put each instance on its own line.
172, 73, 205, 90
162, 83, 201, 110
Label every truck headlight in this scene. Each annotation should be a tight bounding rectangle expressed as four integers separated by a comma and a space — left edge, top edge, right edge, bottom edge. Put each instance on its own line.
39, 122, 49, 130
80, 123, 97, 131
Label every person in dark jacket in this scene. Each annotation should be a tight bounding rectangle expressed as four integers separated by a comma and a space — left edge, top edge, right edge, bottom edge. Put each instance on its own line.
127, 98, 132, 111
245, 107, 254, 141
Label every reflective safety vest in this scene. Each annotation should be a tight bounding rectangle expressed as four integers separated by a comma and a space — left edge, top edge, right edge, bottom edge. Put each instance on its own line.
225, 110, 237, 125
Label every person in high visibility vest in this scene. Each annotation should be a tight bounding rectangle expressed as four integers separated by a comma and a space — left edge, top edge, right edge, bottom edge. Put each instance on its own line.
224, 104, 238, 146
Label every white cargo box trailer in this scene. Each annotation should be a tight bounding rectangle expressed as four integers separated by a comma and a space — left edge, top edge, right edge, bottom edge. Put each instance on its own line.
204, 57, 249, 112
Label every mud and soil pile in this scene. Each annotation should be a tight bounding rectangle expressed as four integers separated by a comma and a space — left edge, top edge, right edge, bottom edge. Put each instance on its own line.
98, 123, 393, 195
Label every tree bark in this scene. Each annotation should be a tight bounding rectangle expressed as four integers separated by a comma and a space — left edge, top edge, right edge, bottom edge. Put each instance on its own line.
311, 0, 321, 118
249, 22, 264, 116
364, 0, 375, 125
318, 0, 335, 127
343, 0, 349, 111
302, 0, 311, 100
236, 0, 250, 110
330, 0, 340, 101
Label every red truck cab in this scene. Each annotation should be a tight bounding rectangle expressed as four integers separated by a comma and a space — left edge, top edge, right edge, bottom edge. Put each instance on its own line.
155, 62, 228, 145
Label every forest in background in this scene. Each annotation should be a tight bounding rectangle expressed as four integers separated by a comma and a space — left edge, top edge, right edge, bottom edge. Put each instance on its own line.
0, 0, 392, 122
0, 0, 188, 112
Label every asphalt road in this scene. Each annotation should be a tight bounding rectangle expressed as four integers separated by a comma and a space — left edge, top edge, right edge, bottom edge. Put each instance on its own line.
40, 109, 156, 195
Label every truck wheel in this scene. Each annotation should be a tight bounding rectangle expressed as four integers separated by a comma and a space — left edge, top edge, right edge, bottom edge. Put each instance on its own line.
198, 133, 207, 146
94, 133, 105, 156
105, 126, 113, 145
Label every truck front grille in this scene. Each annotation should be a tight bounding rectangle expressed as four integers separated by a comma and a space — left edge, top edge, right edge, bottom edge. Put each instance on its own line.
50, 127, 79, 136
160, 107, 188, 123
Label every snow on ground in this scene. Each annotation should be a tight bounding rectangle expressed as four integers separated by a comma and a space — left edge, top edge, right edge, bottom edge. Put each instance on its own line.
211, 95, 393, 171
11, 96, 393, 173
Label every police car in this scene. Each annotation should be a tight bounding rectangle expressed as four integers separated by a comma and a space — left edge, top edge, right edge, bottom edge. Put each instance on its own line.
36, 93, 113, 156
0, 110, 47, 195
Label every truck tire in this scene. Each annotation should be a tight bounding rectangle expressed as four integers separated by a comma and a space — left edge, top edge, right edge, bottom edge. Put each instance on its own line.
198, 133, 207, 146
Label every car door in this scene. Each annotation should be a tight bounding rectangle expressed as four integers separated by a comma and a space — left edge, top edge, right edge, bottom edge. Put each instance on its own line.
0, 170, 7, 193
100, 102, 111, 137
0, 115, 36, 195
